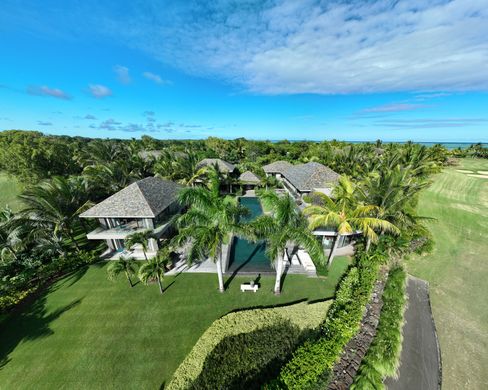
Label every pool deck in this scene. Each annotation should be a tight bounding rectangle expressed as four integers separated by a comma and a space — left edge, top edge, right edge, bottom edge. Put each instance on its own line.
167, 195, 316, 277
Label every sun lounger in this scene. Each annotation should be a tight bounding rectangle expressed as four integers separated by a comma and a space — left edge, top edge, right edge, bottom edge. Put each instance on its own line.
240, 283, 259, 292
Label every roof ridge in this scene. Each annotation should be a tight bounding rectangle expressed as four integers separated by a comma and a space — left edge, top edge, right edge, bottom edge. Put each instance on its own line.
134, 179, 155, 215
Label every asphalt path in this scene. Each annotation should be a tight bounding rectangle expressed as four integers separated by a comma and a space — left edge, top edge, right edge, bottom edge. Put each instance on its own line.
385, 276, 442, 390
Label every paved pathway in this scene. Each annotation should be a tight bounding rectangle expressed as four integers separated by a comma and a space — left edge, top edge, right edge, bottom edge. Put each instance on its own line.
385, 276, 441, 390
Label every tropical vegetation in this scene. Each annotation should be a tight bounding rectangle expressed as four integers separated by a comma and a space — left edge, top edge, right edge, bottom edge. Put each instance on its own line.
0, 267, 343, 388
174, 175, 249, 292
138, 249, 170, 294
107, 256, 138, 287
273, 248, 386, 389
351, 265, 407, 390
0, 129, 486, 388
168, 300, 332, 390
253, 190, 326, 294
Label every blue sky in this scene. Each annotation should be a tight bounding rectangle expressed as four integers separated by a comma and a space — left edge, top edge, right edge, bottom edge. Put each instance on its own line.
1, 0, 487, 142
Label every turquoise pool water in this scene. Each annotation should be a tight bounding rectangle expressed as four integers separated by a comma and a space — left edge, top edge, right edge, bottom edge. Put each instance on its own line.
227, 197, 273, 273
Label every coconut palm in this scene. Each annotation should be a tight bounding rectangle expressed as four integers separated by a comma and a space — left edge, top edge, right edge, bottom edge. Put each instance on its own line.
304, 193, 399, 265
82, 161, 137, 199
138, 250, 169, 294
107, 256, 138, 287
262, 175, 281, 190
124, 230, 153, 262
173, 183, 249, 292
19, 176, 90, 252
0, 206, 22, 261
252, 191, 325, 295
357, 165, 431, 229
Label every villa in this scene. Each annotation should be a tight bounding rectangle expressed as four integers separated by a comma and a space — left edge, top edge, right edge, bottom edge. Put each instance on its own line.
80, 177, 182, 259
263, 160, 292, 178
280, 162, 340, 199
264, 161, 354, 258
196, 158, 236, 173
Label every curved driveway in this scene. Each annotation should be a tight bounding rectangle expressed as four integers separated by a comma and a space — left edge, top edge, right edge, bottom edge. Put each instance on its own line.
385, 276, 442, 390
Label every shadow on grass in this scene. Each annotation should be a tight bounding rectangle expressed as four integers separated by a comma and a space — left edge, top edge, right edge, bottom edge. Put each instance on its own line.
226, 299, 309, 315
54, 267, 89, 289
163, 280, 176, 292
0, 291, 83, 370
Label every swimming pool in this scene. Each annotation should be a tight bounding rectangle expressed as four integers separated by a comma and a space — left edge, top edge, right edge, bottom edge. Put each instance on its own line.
227, 197, 273, 273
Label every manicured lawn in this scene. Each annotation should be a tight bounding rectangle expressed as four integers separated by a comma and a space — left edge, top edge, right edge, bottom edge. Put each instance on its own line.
0, 173, 23, 211
407, 158, 488, 390
0, 257, 349, 389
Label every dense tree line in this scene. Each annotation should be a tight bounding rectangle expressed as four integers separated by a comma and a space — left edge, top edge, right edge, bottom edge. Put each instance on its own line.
3, 130, 484, 187
0, 129, 484, 312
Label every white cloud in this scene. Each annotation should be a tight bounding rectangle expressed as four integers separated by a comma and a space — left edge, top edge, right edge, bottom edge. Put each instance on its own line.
142, 72, 170, 85
28, 85, 71, 100
114, 65, 131, 84
6, 1, 488, 95
37, 120, 53, 126
374, 117, 488, 128
97, 0, 488, 94
363, 103, 430, 113
88, 84, 112, 98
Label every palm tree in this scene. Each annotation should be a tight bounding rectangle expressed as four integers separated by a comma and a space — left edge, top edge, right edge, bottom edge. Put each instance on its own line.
138, 250, 169, 294
19, 176, 90, 252
262, 175, 281, 190
107, 256, 138, 287
82, 161, 137, 199
304, 192, 399, 265
0, 206, 22, 261
357, 165, 431, 230
252, 191, 325, 295
173, 184, 249, 292
124, 230, 153, 262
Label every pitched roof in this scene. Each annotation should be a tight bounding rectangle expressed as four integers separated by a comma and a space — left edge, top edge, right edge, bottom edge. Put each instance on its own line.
262, 160, 293, 173
80, 177, 182, 218
196, 158, 236, 173
239, 171, 261, 184
282, 162, 340, 192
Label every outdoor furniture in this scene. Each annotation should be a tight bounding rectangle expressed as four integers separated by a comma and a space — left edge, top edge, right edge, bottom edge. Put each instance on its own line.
240, 282, 259, 292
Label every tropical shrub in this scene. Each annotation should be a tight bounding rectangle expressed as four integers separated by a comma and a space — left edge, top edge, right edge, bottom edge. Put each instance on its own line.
0, 250, 99, 313
0, 286, 37, 312
273, 251, 385, 390
167, 300, 332, 390
350, 265, 407, 389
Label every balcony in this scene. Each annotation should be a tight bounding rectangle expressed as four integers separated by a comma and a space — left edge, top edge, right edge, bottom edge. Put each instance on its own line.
86, 224, 148, 240
86, 217, 174, 241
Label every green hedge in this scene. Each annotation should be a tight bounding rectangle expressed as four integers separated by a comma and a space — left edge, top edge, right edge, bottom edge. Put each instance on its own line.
350, 265, 407, 390
273, 251, 385, 390
192, 320, 301, 389
167, 300, 332, 390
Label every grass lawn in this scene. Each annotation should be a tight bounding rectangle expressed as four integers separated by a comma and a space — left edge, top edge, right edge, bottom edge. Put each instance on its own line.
0, 257, 349, 389
406, 158, 488, 389
0, 173, 23, 211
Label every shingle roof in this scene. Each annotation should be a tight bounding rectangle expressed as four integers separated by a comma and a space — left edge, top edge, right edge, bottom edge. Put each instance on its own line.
262, 160, 293, 173
196, 158, 236, 173
282, 162, 340, 192
239, 171, 261, 184
80, 177, 182, 218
